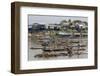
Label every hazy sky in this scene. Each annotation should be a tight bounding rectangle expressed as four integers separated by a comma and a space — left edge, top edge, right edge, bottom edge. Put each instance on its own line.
28, 15, 88, 25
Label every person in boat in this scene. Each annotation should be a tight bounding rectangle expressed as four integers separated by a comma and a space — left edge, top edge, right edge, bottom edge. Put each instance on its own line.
67, 47, 73, 57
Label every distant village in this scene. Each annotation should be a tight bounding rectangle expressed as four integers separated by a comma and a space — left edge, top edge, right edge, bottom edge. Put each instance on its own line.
29, 19, 87, 35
